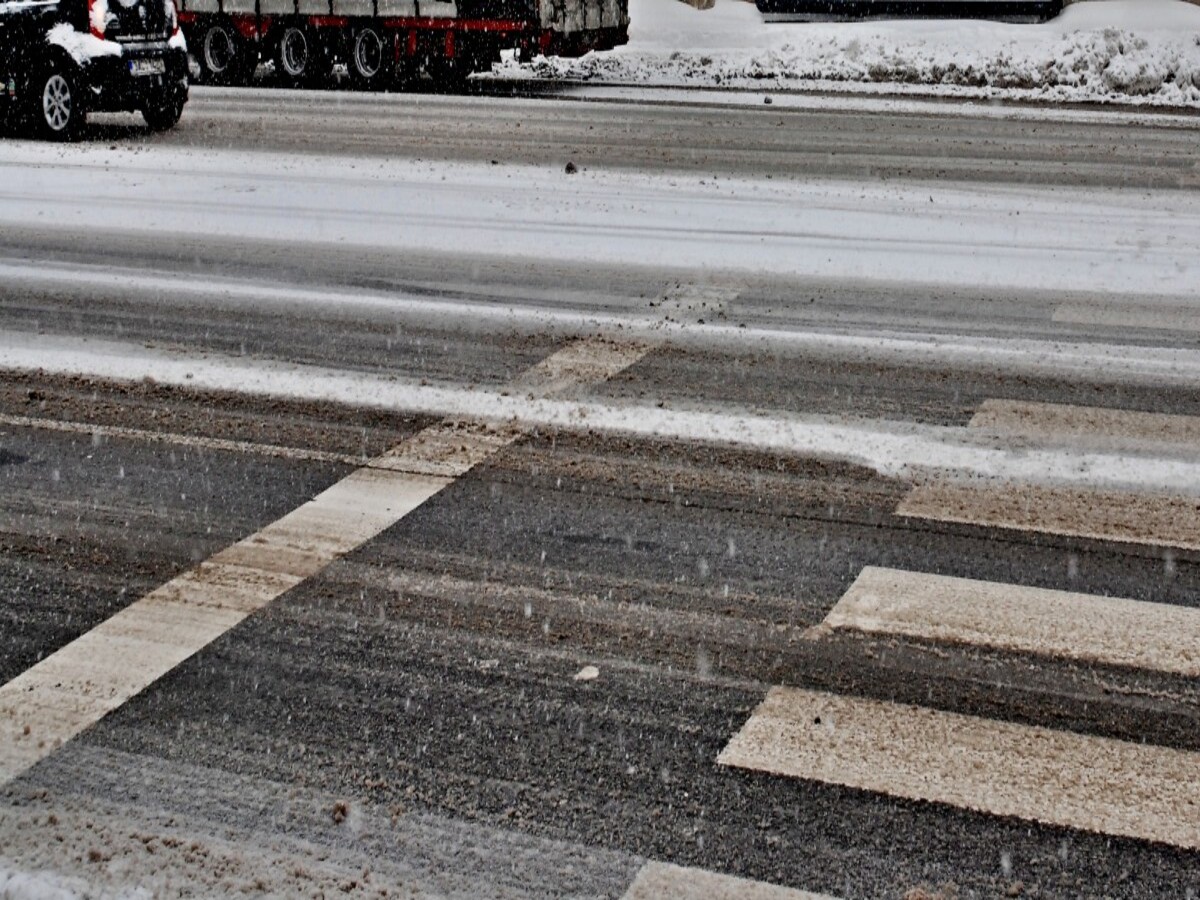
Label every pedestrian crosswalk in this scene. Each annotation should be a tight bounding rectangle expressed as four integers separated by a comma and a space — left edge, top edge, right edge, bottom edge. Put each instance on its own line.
721, 397, 1200, 855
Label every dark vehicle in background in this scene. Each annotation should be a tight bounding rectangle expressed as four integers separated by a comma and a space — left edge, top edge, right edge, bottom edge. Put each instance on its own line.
757, 0, 1062, 21
0, 0, 188, 139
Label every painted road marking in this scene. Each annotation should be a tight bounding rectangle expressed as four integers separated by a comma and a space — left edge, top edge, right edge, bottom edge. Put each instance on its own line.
897, 480, 1200, 551
622, 862, 835, 900
718, 687, 1200, 850
1054, 302, 1200, 334
899, 397, 1200, 549
969, 399, 1200, 453
825, 567, 1200, 677
0, 339, 648, 787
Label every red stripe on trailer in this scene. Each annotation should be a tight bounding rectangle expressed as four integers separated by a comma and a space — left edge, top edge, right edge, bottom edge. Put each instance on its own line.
381, 17, 528, 32
177, 10, 197, 23
231, 13, 262, 39
308, 15, 349, 27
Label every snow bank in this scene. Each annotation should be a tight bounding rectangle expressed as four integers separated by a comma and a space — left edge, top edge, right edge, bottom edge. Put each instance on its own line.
502, 0, 1200, 106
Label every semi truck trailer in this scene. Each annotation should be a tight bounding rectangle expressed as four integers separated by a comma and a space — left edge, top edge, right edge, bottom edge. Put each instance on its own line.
178, 0, 629, 87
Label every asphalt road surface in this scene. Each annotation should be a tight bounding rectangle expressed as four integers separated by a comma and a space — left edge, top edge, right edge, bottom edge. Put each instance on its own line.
1, 86, 1199, 898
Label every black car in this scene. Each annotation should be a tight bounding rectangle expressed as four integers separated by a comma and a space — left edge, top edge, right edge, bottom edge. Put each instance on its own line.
1, 0, 187, 139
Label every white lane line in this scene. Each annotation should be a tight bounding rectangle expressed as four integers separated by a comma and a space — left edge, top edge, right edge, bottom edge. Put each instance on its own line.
0, 339, 647, 787
718, 687, 1200, 851
969, 399, 1200, 454
825, 567, 1200, 677
897, 480, 1200, 551
9, 259, 1200, 388
7, 332, 1200, 495
622, 862, 835, 900
0, 413, 365, 467
1054, 302, 1200, 335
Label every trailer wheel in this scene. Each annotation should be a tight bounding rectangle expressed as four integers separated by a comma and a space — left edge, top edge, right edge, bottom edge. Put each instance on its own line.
276, 25, 331, 87
195, 21, 252, 86
348, 27, 388, 90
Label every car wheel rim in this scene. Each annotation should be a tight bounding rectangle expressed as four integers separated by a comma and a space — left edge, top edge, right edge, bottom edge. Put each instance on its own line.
204, 28, 234, 74
281, 30, 308, 77
354, 30, 382, 79
42, 74, 71, 132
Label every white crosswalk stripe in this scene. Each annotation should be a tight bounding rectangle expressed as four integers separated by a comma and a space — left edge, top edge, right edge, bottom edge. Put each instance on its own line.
825, 566, 1200, 677
897, 480, 1200, 551
899, 399, 1200, 550
968, 399, 1200, 453
718, 686, 1200, 851
622, 862, 836, 900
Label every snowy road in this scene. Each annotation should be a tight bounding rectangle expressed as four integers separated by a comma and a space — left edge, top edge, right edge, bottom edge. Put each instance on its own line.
1, 87, 1199, 898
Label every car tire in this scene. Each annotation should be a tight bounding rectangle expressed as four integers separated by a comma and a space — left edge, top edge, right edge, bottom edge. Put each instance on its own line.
142, 97, 186, 132
194, 21, 253, 86
28, 61, 84, 141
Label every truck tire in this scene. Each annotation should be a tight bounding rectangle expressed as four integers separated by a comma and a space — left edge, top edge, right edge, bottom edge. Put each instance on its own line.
195, 21, 253, 86
28, 61, 84, 141
275, 25, 330, 87
348, 26, 388, 90
142, 97, 186, 132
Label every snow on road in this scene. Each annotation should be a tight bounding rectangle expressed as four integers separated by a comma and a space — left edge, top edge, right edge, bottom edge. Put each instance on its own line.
505, 0, 1200, 107
7, 329, 1200, 493
0, 142, 1196, 299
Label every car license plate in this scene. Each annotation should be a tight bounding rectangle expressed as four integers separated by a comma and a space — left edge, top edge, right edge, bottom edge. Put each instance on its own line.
129, 58, 166, 77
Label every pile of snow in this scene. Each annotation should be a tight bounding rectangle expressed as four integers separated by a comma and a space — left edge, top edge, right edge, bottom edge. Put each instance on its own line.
0, 862, 83, 900
502, 0, 1200, 106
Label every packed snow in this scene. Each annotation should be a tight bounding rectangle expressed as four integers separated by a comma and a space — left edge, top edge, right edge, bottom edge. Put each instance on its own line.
501, 0, 1200, 106
0, 142, 1196, 299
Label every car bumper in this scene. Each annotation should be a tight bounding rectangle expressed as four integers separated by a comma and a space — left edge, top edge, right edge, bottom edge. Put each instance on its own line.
83, 44, 189, 112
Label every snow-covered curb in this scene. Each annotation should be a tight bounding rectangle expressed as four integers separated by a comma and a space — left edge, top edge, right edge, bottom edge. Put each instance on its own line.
498, 0, 1200, 107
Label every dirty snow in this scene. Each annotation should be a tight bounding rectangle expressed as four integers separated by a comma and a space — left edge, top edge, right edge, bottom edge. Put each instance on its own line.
502, 0, 1200, 106
5, 330, 1200, 494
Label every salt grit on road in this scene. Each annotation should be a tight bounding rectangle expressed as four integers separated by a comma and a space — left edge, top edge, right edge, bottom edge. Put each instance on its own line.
506, 0, 1200, 107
